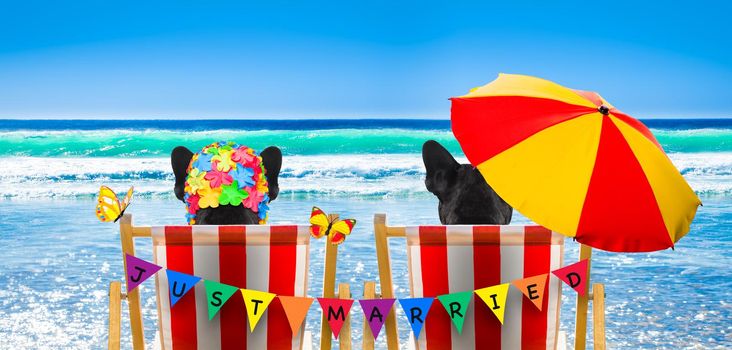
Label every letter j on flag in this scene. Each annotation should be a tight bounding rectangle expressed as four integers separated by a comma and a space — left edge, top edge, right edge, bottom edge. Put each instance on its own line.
125, 253, 162, 292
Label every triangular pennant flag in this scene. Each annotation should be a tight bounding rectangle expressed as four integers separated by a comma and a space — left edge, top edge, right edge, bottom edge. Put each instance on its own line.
398, 298, 434, 339
358, 299, 395, 339
512, 273, 548, 310
317, 298, 355, 339
278, 296, 314, 335
125, 254, 162, 292
204, 280, 240, 320
474, 283, 510, 324
552, 259, 589, 296
167, 270, 202, 307
240, 289, 277, 332
436, 291, 473, 334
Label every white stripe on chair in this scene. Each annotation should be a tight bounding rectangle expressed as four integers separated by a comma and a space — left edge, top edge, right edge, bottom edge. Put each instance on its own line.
246, 226, 271, 349
500, 226, 525, 350
446, 225, 475, 350
152, 227, 173, 350
192, 226, 221, 350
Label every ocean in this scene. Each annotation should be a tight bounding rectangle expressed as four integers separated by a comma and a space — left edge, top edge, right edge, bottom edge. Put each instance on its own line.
0, 118, 730, 349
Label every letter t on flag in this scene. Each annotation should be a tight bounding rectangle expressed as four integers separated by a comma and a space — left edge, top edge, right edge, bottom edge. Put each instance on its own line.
552, 259, 589, 296
358, 299, 395, 339
125, 254, 162, 292
241, 289, 277, 332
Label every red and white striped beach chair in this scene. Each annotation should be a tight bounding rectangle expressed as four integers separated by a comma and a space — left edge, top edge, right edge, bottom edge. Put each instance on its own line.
107, 215, 353, 350
369, 214, 606, 350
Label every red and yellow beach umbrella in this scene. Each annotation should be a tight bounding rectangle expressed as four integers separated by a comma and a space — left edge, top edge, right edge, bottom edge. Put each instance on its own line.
451, 74, 701, 252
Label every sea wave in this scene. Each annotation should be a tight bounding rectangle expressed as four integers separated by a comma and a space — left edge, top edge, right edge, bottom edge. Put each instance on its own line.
1, 153, 730, 199
0, 126, 730, 157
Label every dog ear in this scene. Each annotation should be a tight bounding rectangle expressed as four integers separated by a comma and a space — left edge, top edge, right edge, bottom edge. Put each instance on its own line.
171, 146, 194, 202
260, 146, 282, 201
422, 140, 459, 198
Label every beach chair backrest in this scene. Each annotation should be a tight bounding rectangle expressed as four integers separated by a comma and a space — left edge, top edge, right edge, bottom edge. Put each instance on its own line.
151, 224, 311, 350
404, 225, 564, 350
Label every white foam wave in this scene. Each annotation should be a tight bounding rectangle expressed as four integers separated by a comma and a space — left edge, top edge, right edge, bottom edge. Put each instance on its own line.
0, 153, 729, 199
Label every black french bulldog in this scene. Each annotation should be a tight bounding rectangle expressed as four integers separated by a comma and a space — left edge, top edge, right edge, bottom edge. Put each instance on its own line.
422, 140, 512, 225
170, 145, 282, 225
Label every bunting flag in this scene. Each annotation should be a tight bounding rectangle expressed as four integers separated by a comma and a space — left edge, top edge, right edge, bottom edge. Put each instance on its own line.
474, 283, 510, 324
436, 291, 473, 334
511, 273, 548, 310
278, 296, 314, 335
204, 280, 240, 320
398, 298, 434, 339
318, 298, 355, 339
552, 259, 589, 296
358, 299, 395, 339
240, 289, 277, 332
166, 270, 201, 307
125, 253, 162, 292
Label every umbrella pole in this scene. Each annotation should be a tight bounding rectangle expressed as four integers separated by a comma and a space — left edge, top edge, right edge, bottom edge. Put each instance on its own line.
574, 244, 593, 350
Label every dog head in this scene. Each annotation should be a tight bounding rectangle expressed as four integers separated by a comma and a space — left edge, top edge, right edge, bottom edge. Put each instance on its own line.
171, 142, 282, 225
422, 140, 512, 225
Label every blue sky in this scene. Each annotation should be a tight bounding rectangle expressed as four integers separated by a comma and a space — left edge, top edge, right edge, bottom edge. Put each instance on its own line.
0, 1, 730, 119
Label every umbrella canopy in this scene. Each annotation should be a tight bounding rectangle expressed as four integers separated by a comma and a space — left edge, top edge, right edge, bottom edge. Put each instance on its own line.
451, 74, 701, 252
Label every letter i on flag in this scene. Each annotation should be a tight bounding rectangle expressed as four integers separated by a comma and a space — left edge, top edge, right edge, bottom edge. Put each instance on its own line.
358, 299, 395, 339
241, 289, 276, 332
167, 270, 201, 307
278, 296, 314, 334
125, 254, 162, 292
552, 259, 589, 296
204, 280, 240, 320
317, 298, 355, 339
436, 291, 473, 334
512, 274, 548, 310
474, 283, 510, 324
398, 298, 433, 339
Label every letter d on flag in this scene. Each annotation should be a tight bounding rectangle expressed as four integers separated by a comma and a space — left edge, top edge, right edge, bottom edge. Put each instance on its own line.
552, 259, 589, 296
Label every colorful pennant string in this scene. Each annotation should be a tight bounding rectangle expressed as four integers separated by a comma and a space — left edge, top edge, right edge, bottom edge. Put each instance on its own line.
121, 256, 591, 338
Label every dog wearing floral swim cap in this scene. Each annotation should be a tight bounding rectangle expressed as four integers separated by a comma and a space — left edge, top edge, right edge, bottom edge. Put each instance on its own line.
171, 141, 282, 225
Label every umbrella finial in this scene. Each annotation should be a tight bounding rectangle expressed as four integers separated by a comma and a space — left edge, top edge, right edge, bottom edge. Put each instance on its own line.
598, 105, 610, 115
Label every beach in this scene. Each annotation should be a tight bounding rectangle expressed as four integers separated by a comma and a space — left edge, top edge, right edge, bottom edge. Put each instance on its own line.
0, 119, 730, 349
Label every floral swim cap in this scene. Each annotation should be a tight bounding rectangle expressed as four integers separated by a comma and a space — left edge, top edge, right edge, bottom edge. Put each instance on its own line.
183, 141, 270, 225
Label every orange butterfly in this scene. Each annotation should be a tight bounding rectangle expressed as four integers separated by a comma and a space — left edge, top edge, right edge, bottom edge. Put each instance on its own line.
309, 206, 356, 245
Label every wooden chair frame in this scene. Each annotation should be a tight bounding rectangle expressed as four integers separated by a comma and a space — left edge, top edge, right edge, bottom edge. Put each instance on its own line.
107, 214, 353, 350
368, 213, 606, 350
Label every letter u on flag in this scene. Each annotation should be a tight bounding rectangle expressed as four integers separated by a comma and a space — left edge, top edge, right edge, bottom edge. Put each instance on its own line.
317, 298, 354, 339
552, 259, 589, 296
125, 254, 162, 292
167, 270, 201, 307
240, 289, 276, 332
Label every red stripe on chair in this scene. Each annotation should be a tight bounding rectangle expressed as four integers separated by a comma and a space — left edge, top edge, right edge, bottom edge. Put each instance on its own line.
419, 226, 451, 350
267, 226, 299, 349
165, 226, 198, 350
521, 226, 552, 350
472, 226, 502, 349
218, 226, 248, 350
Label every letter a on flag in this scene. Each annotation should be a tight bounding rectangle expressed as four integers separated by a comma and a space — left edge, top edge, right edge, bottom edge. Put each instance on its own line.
278, 296, 314, 334
358, 299, 395, 339
552, 259, 589, 296
204, 280, 239, 320
317, 298, 355, 339
474, 283, 510, 324
398, 298, 433, 339
240, 289, 276, 332
125, 254, 162, 292
167, 270, 201, 307
512, 273, 548, 310
436, 291, 473, 334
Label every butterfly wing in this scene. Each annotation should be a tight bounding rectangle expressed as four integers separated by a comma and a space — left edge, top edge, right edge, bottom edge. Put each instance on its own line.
120, 186, 134, 211
96, 186, 122, 222
328, 219, 356, 245
309, 206, 331, 239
